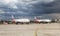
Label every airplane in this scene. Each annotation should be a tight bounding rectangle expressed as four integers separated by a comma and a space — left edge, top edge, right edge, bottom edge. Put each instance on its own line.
33, 16, 52, 23
11, 15, 30, 24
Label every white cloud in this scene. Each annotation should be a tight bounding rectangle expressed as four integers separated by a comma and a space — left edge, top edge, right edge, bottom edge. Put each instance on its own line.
4, 0, 18, 4
8, 3, 18, 9
17, 11, 29, 15
0, 0, 18, 9
0, 10, 5, 14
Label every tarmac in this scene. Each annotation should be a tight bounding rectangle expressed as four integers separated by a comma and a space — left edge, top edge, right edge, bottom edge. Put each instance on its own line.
0, 23, 60, 36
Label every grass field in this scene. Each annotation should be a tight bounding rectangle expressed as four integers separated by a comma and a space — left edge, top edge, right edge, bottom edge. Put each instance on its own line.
0, 23, 60, 36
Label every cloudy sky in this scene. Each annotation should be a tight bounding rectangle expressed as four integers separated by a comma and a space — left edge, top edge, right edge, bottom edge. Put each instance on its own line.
0, 0, 60, 19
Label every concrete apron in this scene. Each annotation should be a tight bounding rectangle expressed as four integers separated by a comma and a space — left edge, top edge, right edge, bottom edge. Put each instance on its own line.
0, 29, 60, 36
0, 24, 60, 36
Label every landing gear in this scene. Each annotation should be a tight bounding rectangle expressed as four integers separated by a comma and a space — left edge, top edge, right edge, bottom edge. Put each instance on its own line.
16, 22, 30, 25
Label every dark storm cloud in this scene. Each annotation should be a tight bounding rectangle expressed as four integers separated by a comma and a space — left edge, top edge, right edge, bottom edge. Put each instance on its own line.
0, 0, 60, 16
31, 0, 60, 15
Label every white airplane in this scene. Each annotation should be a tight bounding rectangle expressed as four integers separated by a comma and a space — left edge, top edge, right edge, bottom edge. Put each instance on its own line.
34, 17, 52, 23
11, 15, 30, 24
